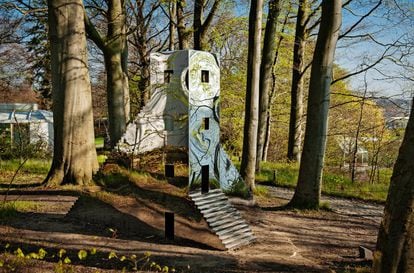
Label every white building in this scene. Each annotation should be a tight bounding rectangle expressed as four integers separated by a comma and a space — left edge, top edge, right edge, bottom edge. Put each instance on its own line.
0, 103, 53, 150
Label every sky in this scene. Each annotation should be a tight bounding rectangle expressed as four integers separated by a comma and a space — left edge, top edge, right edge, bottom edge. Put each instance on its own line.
335, 0, 414, 98
2, 0, 412, 100
237, 0, 413, 99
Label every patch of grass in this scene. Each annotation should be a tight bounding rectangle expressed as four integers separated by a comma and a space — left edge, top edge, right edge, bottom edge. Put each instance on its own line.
255, 162, 299, 187
255, 161, 391, 202
95, 137, 104, 149
253, 185, 269, 197
0, 159, 50, 185
97, 154, 107, 165
0, 203, 19, 219
319, 201, 332, 211
0, 159, 51, 174
0, 201, 45, 220
323, 172, 389, 202
377, 168, 393, 184
221, 177, 251, 199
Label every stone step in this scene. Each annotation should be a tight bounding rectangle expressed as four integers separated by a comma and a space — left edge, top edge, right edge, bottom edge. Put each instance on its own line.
219, 226, 252, 241
208, 214, 242, 228
202, 206, 237, 219
190, 191, 226, 202
196, 199, 229, 210
206, 211, 241, 224
189, 188, 255, 250
189, 189, 222, 198
222, 230, 254, 246
201, 203, 234, 215
225, 235, 256, 250
216, 222, 250, 237
212, 219, 247, 233
192, 194, 227, 206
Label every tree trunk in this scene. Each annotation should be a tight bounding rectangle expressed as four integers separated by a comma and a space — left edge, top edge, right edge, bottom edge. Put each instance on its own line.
289, 0, 342, 209
351, 87, 367, 183
138, 61, 150, 109
372, 98, 414, 273
106, 0, 129, 147
85, 0, 129, 147
45, 0, 99, 186
261, 4, 291, 161
104, 50, 128, 147
240, 0, 263, 191
138, 41, 150, 109
193, 0, 221, 50
256, 0, 281, 171
287, 0, 308, 162
169, 1, 176, 50
193, 0, 204, 50
262, 113, 272, 161
177, 0, 190, 49
130, 1, 150, 110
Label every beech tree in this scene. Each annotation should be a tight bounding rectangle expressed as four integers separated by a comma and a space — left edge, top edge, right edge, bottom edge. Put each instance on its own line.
287, 0, 310, 162
128, 0, 162, 109
240, 0, 263, 191
84, 0, 130, 147
176, 0, 190, 49
256, 0, 281, 171
289, 0, 342, 208
45, 0, 99, 185
168, 0, 176, 50
193, 0, 222, 50
26, 1, 52, 110
260, 4, 292, 162
372, 99, 414, 273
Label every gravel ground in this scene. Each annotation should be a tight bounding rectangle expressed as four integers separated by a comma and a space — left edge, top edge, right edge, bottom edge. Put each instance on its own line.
263, 186, 384, 224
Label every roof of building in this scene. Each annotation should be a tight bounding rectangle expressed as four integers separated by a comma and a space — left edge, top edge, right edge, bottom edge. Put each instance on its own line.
0, 103, 53, 124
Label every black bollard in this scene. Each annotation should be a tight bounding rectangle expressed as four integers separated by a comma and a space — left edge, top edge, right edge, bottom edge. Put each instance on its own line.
201, 165, 209, 194
165, 164, 174, 178
165, 212, 174, 240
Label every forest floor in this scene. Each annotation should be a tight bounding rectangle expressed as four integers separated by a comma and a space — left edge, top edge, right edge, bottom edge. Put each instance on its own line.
0, 178, 383, 273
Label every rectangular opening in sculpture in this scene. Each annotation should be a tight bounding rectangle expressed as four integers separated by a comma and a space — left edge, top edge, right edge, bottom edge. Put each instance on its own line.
203, 118, 209, 130
201, 70, 209, 83
164, 70, 173, 83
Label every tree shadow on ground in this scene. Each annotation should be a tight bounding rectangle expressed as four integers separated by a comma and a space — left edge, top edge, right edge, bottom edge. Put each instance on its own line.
146, 171, 189, 189
330, 259, 372, 272
95, 171, 202, 221
2, 194, 216, 251
0, 182, 44, 189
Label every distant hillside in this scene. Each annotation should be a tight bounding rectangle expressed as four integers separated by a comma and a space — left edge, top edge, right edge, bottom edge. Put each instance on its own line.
375, 98, 411, 119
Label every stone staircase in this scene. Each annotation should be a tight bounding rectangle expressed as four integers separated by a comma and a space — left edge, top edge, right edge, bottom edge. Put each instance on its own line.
189, 189, 255, 250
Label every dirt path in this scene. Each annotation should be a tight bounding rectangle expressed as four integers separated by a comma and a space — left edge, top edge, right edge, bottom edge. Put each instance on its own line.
263, 186, 384, 223
240, 185, 383, 270
0, 187, 384, 272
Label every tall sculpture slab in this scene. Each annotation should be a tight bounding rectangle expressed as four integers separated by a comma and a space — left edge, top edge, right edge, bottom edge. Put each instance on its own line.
118, 50, 245, 193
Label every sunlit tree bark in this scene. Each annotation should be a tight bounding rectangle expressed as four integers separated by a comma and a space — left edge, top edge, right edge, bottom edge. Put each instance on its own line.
287, 0, 309, 162
45, 0, 99, 186
240, 0, 263, 191
289, 0, 342, 208
256, 0, 281, 171
372, 98, 414, 273
85, 0, 130, 147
